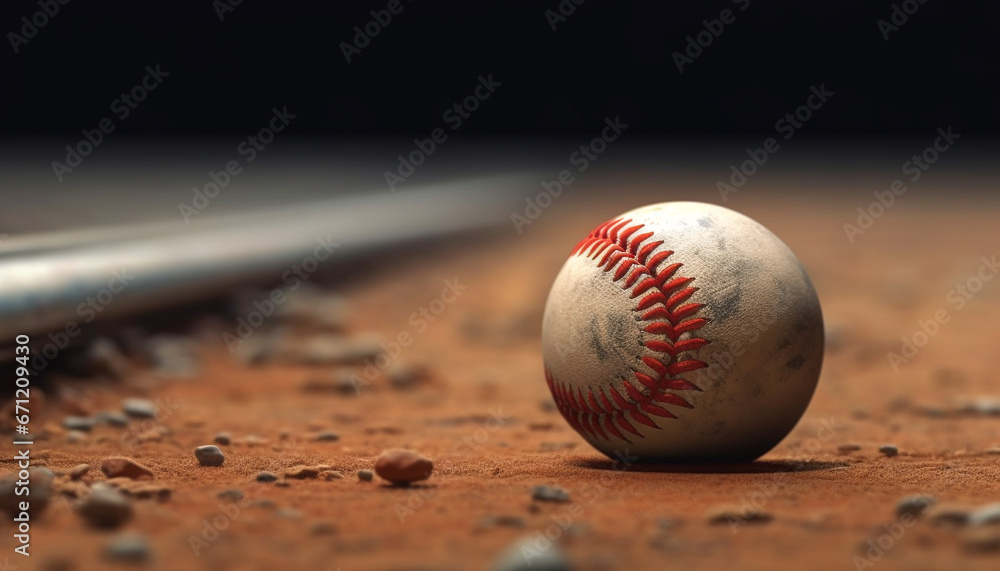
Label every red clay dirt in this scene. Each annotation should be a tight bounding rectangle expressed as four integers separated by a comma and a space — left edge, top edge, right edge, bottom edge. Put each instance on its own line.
2, 183, 999, 571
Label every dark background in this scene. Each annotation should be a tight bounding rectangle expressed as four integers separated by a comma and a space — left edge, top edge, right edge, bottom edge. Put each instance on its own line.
1, 0, 997, 138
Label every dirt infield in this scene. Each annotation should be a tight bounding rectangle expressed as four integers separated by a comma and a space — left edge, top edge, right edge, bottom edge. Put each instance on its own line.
3, 182, 1000, 571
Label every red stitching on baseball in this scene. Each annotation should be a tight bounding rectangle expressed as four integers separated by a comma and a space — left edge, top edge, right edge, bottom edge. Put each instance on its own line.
548, 217, 710, 443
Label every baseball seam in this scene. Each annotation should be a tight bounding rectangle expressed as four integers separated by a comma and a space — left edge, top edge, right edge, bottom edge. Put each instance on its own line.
546, 217, 710, 443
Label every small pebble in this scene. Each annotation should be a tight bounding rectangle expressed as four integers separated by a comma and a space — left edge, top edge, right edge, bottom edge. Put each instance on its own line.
119, 483, 171, 501
357, 469, 374, 482
293, 334, 382, 365
837, 444, 861, 453
969, 503, 1000, 526
315, 431, 340, 442
879, 444, 899, 457
94, 411, 130, 427
100, 457, 154, 480
374, 449, 434, 485
926, 503, 972, 527
285, 466, 320, 479
491, 536, 572, 571
69, 464, 90, 479
62, 416, 96, 432
217, 489, 244, 501
256, 471, 278, 483
249, 499, 276, 509
66, 430, 87, 443
78, 484, 133, 528
320, 470, 344, 481
896, 495, 937, 518
213, 432, 232, 445
706, 506, 773, 525
275, 481, 291, 488
104, 533, 150, 562
195, 445, 225, 467
122, 398, 157, 419
275, 507, 300, 518
532, 485, 570, 503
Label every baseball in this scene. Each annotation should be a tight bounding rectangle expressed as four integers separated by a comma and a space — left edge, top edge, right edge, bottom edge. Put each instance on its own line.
542, 202, 824, 462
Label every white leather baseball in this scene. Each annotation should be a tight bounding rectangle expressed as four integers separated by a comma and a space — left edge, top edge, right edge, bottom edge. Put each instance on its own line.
542, 202, 823, 462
